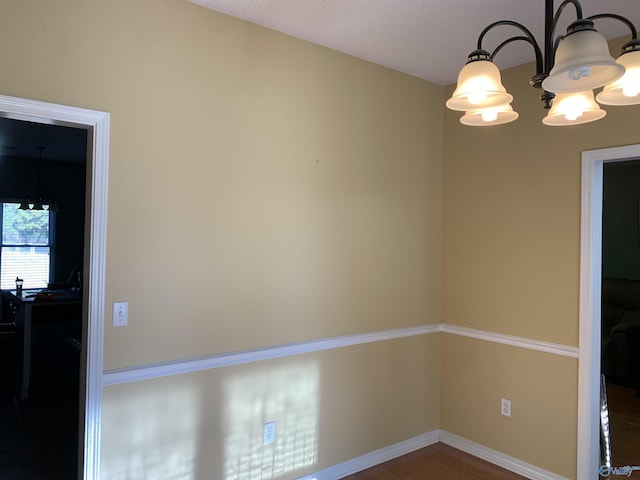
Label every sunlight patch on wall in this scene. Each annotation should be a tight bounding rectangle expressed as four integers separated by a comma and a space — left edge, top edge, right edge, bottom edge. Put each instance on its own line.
101, 384, 199, 480
223, 361, 319, 480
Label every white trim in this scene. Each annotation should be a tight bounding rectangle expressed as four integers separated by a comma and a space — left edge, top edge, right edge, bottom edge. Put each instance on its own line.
0, 95, 110, 480
440, 324, 579, 358
296, 430, 568, 480
579, 144, 640, 480
296, 431, 440, 480
440, 431, 570, 480
83, 107, 109, 480
103, 324, 440, 385
104, 323, 577, 386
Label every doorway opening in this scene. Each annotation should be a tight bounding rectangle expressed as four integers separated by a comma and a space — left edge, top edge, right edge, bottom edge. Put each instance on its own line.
0, 95, 108, 479
579, 143, 640, 479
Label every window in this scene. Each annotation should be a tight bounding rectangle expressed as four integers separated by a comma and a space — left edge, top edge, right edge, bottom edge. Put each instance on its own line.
0, 202, 54, 290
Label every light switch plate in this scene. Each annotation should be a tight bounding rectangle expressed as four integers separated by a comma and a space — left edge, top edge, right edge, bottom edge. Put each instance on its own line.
113, 301, 128, 326
501, 398, 511, 417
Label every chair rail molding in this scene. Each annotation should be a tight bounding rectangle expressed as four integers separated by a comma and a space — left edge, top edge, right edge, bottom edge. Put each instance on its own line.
440, 324, 578, 358
104, 323, 577, 386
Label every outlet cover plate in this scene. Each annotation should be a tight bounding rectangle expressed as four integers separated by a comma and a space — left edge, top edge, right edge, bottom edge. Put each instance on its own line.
264, 422, 275, 444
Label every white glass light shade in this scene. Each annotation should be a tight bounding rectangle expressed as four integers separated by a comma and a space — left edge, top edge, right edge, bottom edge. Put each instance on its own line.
596, 50, 640, 105
542, 90, 606, 126
460, 104, 519, 126
446, 59, 512, 111
542, 29, 624, 93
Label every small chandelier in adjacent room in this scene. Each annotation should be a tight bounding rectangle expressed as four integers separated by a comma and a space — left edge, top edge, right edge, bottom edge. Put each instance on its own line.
19, 146, 59, 212
446, 0, 640, 127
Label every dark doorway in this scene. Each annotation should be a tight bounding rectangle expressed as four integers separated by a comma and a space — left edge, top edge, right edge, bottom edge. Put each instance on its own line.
0, 117, 87, 480
601, 160, 640, 468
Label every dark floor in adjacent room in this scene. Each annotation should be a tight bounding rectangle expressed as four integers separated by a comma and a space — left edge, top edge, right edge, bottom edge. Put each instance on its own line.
606, 380, 640, 468
0, 391, 78, 480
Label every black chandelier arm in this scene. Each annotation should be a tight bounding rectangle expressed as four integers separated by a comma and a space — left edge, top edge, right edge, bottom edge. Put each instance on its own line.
477, 20, 544, 74
489, 35, 544, 74
544, 0, 584, 72
550, 0, 584, 30
545, 34, 567, 70
586, 13, 638, 40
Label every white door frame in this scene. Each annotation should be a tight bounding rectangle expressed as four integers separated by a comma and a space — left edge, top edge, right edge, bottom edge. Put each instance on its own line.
0, 95, 109, 480
579, 143, 640, 479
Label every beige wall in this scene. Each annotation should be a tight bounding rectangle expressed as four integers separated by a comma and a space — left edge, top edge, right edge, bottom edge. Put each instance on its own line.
102, 334, 441, 479
442, 37, 640, 478
0, 0, 443, 365
5, 1, 635, 478
441, 335, 578, 477
0, 1, 443, 478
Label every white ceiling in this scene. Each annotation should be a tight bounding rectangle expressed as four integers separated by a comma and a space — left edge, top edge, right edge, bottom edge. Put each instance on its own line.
189, 0, 640, 86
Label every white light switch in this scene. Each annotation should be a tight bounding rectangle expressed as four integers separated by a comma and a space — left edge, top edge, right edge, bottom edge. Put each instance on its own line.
501, 398, 511, 417
113, 301, 128, 326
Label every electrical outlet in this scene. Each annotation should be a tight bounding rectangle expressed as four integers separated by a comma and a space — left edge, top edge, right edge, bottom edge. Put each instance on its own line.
264, 422, 275, 444
501, 398, 511, 417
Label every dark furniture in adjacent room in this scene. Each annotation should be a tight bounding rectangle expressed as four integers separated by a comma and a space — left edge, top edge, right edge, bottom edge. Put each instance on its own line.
4, 288, 82, 399
601, 278, 640, 395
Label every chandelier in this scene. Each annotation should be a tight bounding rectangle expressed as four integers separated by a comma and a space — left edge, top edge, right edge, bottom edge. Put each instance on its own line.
19, 146, 59, 212
446, 0, 640, 126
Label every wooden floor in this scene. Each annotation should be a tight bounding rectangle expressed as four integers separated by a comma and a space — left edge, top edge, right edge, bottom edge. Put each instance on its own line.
342, 443, 526, 480
606, 381, 640, 467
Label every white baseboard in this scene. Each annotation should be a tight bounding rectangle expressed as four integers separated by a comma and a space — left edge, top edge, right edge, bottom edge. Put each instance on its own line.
439, 431, 570, 480
296, 431, 440, 480
298, 430, 570, 480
